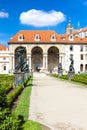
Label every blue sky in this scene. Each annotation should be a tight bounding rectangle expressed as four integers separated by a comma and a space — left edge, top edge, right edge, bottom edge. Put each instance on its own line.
0, 0, 87, 46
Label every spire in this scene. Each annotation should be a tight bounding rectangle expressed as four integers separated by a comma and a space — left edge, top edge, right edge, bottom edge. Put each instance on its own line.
78, 21, 80, 30
65, 18, 74, 34
67, 18, 73, 28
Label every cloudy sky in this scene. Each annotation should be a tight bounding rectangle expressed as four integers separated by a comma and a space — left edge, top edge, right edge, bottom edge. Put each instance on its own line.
0, 0, 87, 46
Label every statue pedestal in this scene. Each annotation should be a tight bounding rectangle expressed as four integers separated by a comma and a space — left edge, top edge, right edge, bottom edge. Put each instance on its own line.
14, 72, 24, 86
68, 71, 75, 80
58, 72, 63, 77
24, 72, 29, 79
58, 69, 63, 77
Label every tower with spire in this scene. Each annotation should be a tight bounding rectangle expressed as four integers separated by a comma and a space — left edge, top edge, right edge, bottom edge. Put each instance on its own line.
65, 18, 74, 34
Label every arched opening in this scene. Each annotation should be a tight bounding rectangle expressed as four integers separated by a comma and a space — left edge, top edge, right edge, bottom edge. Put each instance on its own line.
15, 46, 27, 71
48, 46, 59, 72
85, 64, 87, 71
31, 46, 43, 72
80, 64, 83, 72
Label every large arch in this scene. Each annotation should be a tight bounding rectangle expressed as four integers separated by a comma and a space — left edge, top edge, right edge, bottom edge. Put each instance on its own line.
31, 46, 43, 71
48, 46, 59, 72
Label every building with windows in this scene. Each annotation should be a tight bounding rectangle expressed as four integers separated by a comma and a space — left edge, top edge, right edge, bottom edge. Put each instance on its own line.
0, 45, 9, 74
0, 21, 87, 74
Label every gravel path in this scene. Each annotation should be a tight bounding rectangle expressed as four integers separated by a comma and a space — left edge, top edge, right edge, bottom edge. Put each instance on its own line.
29, 73, 87, 130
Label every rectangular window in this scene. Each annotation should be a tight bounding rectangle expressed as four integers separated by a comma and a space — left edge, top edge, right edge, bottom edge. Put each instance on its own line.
3, 57, 6, 60
85, 54, 87, 60
4, 66, 6, 71
70, 45, 73, 51
70, 54, 73, 59
80, 54, 83, 60
80, 45, 83, 51
85, 45, 87, 51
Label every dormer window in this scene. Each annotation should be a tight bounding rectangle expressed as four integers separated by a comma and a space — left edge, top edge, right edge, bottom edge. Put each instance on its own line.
18, 34, 24, 41
51, 34, 56, 41
69, 34, 74, 41
35, 34, 40, 41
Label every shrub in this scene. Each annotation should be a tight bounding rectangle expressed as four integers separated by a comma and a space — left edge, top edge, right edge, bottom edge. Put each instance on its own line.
60, 74, 68, 80
71, 74, 87, 84
51, 73, 58, 78
0, 87, 7, 108
7, 85, 23, 108
0, 109, 23, 130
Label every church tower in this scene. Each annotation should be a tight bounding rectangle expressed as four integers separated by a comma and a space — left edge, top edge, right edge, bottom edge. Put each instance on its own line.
65, 19, 74, 34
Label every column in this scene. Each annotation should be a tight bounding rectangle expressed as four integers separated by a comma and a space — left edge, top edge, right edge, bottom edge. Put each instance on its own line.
43, 55, 45, 69
9, 55, 13, 73
28, 54, 31, 70
59, 54, 62, 63
43, 54, 48, 70
12, 55, 15, 70
45, 54, 48, 70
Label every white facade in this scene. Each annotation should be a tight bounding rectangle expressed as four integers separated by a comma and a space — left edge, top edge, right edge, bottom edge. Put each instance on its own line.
0, 50, 10, 74
0, 30, 87, 74
65, 45, 87, 73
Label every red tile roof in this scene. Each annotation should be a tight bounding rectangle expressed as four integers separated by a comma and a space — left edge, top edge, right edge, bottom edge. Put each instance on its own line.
8, 30, 87, 44
0, 44, 7, 50
72, 27, 87, 35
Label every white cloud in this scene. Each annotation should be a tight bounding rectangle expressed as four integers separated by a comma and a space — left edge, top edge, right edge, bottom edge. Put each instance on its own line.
0, 11, 9, 18
19, 9, 66, 27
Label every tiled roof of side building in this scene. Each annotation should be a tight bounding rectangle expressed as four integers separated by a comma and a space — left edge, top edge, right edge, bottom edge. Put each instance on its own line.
8, 30, 87, 44
0, 44, 7, 50
72, 27, 87, 35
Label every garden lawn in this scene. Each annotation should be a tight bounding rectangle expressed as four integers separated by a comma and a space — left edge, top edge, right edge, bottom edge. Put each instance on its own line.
22, 120, 42, 130
15, 76, 42, 130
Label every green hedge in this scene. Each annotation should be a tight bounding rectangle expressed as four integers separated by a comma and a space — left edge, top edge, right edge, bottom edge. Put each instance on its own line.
52, 73, 87, 85
7, 86, 23, 108
0, 108, 23, 130
71, 74, 87, 85
0, 75, 13, 93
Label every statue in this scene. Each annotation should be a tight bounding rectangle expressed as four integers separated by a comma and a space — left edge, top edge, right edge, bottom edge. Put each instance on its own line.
15, 47, 29, 72
69, 57, 75, 72
58, 63, 63, 76
68, 56, 75, 80
21, 58, 29, 72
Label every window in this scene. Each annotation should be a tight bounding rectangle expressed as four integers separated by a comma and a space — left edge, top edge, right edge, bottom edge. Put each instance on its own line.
4, 66, 6, 71
51, 35, 56, 41
3, 57, 6, 60
80, 64, 83, 71
70, 45, 73, 51
69, 34, 74, 41
85, 54, 87, 60
18, 34, 24, 41
70, 54, 73, 59
85, 64, 87, 71
35, 34, 40, 41
80, 54, 83, 60
85, 45, 87, 51
80, 45, 83, 51
70, 35, 73, 39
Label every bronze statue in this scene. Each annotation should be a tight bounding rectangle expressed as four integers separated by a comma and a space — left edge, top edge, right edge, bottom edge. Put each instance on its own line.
58, 63, 63, 73
69, 57, 75, 72
15, 47, 29, 72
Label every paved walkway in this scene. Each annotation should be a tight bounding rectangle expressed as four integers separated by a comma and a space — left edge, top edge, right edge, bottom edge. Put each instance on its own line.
29, 73, 87, 130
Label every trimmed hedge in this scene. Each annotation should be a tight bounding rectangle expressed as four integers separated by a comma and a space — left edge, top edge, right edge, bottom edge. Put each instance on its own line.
7, 86, 23, 108
0, 108, 23, 130
0, 75, 13, 94
52, 73, 87, 85
71, 74, 87, 85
